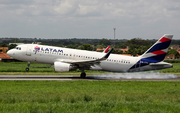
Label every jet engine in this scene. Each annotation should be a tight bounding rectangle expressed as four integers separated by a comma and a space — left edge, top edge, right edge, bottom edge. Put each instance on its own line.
54, 62, 77, 72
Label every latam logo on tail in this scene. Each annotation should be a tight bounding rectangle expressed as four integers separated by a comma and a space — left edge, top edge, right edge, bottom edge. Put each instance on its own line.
34, 46, 63, 54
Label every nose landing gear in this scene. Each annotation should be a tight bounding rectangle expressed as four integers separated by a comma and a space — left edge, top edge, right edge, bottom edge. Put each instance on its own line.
26, 62, 30, 72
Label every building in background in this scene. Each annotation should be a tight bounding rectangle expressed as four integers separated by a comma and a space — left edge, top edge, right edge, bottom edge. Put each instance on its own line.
0, 47, 8, 53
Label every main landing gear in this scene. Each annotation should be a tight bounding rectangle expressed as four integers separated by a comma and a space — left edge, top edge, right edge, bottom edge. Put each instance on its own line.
26, 62, 30, 72
80, 72, 86, 78
80, 69, 86, 78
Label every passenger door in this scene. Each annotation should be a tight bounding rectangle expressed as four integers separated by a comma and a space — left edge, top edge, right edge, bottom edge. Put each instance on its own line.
26, 45, 31, 56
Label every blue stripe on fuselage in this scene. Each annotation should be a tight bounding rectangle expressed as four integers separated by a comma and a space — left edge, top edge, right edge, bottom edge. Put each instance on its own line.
129, 53, 166, 70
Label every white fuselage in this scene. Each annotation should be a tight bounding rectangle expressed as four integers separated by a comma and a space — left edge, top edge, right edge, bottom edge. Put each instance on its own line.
7, 44, 172, 72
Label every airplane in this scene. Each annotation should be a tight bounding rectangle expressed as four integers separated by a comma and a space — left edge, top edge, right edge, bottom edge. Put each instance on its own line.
7, 34, 173, 78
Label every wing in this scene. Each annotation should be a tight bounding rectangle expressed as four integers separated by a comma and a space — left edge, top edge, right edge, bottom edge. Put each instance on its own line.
55, 48, 113, 68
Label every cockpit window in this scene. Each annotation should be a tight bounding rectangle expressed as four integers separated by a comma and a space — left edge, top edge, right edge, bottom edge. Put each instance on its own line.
16, 47, 21, 50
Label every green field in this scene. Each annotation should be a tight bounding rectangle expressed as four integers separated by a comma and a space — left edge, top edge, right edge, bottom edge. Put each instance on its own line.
0, 81, 180, 113
0, 62, 107, 75
0, 62, 180, 112
0, 62, 180, 75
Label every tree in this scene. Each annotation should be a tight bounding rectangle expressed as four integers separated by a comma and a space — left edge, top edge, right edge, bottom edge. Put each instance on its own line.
127, 45, 138, 56
0, 43, 7, 47
125, 38, 151, 56
80, 44, 93, 51
8, 44, 17, 50
10, 39, 22, 43
98, 39, 111, 46
115, 43, 127, 49
96, 44, 106, 49
127, 38, 150, 46
167, 49, 180, 59
66, 44, 78, 49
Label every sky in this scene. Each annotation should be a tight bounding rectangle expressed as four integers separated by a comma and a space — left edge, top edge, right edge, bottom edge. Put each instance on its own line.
0, 0, 180, 39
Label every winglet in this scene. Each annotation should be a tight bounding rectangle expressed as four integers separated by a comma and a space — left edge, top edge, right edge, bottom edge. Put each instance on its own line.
103, 46, 110, 53
104, 48, 113, 58
100, 48, 113, 60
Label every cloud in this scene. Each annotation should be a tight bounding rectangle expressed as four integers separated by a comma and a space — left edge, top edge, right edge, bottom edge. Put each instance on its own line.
0, 0, 180, 39
54, 0, 77, 15
0, 0, 32, 5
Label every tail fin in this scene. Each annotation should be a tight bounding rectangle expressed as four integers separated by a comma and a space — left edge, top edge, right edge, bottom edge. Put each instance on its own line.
140, 34, 173, 63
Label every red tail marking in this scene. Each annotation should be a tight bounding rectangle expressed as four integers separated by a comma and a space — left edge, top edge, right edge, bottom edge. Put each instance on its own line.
151, 50, 166, 55
159, 37, 171, 42
104, 46, 110, 53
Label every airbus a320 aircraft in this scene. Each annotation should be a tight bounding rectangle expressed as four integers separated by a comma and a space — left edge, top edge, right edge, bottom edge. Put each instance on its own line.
7, 34, 173, 78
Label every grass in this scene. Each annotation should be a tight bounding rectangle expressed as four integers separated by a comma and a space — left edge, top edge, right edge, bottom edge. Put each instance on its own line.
0, 62, 53, 72
0, 62, 180, 112
0, 81, 180, 112
0, 62, 180, 75
0, 62, 107, 75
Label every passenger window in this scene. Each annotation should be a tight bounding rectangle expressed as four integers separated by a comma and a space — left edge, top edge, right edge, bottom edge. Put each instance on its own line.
16, 47, 21, 50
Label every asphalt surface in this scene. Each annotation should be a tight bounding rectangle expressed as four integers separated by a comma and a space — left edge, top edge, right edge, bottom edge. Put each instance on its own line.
0, 75, 180, 81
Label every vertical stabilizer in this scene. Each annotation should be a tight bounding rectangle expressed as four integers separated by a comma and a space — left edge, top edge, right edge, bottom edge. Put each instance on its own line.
129, 34, 173, 70
140, 34, 173, 63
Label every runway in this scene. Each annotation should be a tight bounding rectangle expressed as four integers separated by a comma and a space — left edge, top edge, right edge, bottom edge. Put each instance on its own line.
0, 75, 180, 81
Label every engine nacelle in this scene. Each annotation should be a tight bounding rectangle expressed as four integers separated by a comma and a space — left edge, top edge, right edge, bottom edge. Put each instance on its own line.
54, 62, 77, 72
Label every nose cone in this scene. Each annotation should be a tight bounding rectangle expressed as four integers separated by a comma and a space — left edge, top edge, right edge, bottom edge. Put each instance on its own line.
7, 50, 14, 57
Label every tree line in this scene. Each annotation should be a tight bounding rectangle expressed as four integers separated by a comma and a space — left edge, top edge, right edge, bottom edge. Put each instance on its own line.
0, 38, 180, 58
